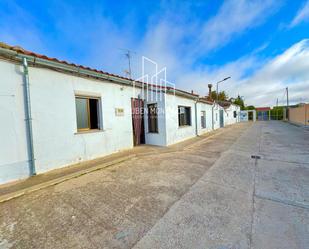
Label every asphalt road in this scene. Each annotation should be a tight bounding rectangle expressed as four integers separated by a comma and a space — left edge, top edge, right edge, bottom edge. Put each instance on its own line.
0, 121, 308, 249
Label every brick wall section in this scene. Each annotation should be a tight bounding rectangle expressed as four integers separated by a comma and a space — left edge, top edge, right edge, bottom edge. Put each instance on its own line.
289, 104, 309, 126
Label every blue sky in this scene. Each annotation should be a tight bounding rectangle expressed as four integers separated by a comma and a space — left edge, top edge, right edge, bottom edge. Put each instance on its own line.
1, 0, 309, 106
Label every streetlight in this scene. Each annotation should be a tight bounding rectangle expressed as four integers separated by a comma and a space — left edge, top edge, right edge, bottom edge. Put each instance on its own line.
216, 77, 231, 102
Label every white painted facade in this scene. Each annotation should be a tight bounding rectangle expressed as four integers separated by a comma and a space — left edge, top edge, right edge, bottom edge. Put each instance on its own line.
212, 103, 224, 130
0, 49, 240, 184
0, 60, 30, 183
144, 93, 202, 146
0, 59, 136, 183
196, 102, 213, 135
143, 91, 167, 146
165, 94, 197, 145
223, 104, 241, 126
240, 110, 256, 122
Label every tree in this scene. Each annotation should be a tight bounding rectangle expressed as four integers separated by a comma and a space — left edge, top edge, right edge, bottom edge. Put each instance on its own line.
233, 95, 245, 110
245, 105, 256, 110
211, 91, 229, 101
270, 106, 284, 120
232, 95, 256, 110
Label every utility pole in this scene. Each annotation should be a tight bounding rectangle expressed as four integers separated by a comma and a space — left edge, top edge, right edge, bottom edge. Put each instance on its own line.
286, 87, 289, 121
216, 77, 231, 102
276, 98, 278, 120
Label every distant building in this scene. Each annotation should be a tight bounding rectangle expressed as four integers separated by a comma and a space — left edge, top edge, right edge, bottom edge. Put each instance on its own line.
289, 103, 309, 126
256, 107, 271, 121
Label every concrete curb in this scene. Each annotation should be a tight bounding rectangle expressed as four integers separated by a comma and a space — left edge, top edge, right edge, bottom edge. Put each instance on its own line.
0, 155, 135, 203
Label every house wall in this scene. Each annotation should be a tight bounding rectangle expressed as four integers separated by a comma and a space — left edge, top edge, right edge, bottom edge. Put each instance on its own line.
0, 57, 240, 185
165, 94, 197, 145
143, 91, 167, 146
240, 110, 256, 122
0, 59, 135, 183
213, 104, 223, 130
224, 104, 240, 126
0, 60, 31, 183
240, 111, 249, 122
196, 102, 213, 135
289, 104, 309, 126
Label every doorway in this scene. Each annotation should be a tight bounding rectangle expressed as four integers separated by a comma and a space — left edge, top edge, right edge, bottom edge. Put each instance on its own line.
131, 98, 145, 146
219, 110, 224, 128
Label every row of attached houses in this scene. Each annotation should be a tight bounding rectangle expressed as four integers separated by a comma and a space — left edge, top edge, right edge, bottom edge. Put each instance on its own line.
0, 43, 240, 184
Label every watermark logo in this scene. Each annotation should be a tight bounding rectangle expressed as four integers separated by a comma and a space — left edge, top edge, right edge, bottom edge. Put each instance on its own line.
133, 56, 175, 103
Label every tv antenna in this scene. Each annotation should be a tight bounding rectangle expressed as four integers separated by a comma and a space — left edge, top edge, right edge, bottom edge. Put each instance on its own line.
119, 48, 136, 79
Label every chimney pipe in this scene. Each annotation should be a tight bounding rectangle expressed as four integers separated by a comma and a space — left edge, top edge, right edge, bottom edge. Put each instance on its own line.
208, 84, 212, 99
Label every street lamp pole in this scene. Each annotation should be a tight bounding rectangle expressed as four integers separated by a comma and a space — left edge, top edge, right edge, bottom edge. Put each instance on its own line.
216, 77, 231, 102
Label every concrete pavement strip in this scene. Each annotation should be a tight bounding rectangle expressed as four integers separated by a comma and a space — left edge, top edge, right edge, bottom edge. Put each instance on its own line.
0, 126, 230, 204
0, 155, 135, 203
0, 122, 307, 248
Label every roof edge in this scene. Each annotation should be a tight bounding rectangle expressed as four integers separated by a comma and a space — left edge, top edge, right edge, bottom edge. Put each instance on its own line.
0, 42, 199, 100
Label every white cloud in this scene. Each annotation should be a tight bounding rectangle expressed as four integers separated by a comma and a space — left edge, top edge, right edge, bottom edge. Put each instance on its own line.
3, 0, 306, 108
134, 0, 280, 89
167, 39, 309, 107
197, 0, 279, 53
290, 0, 309, 27
229, 39, 309, 106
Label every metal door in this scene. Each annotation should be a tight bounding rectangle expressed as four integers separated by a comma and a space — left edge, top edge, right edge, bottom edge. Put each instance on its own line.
131, 98, 145, 146
219, 110, 224, 128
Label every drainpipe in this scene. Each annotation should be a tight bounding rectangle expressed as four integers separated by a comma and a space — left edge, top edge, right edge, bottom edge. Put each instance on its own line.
22, 58, 36, 176
208, 84, 215, 130
212, 103, 215, 130
195, 99, 199, 136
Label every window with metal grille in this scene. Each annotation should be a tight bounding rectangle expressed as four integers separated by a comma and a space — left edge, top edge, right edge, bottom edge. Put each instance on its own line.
148, 103, 158, 133
178, 106, 191, 126
233, 111, 237, 118
75, 96, 100, 132
201, 111, 206, 128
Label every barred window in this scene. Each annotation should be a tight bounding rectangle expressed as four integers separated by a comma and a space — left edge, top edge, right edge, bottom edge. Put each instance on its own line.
148, 104, 158, 133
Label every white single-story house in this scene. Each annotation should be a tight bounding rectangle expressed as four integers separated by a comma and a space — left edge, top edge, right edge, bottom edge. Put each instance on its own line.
240, 110, 257, 122
218, 101, 241, 126
0, 42, 240, 184
211, 102, 225, 130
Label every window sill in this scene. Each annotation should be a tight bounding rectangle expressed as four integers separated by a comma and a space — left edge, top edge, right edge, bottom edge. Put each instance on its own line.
147, 131, 159, 134
178, 125, 192, 129
74, 129, 104, 135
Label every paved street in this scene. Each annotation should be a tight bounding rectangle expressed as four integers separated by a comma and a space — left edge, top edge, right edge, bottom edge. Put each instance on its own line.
0, 121, 308, 249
